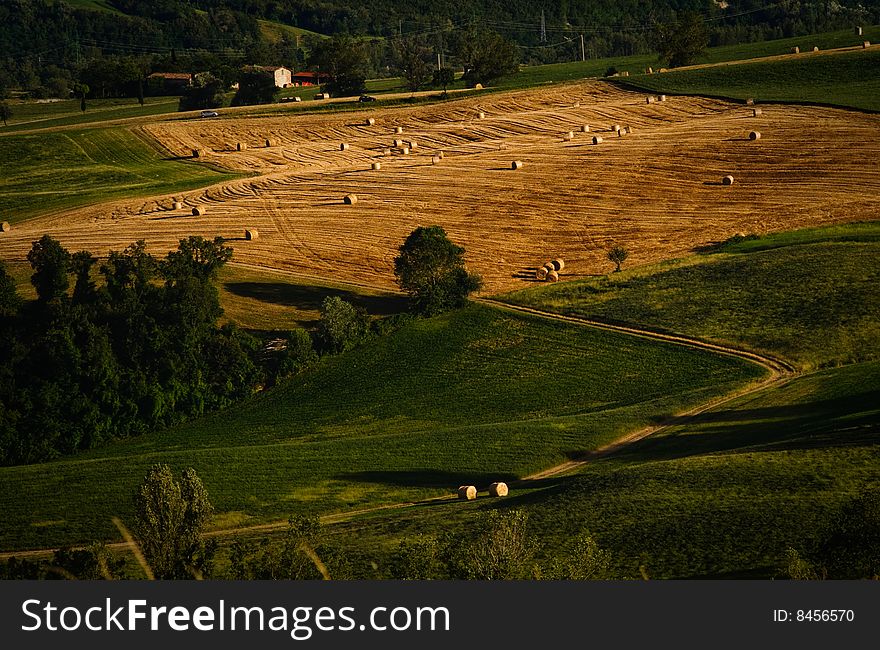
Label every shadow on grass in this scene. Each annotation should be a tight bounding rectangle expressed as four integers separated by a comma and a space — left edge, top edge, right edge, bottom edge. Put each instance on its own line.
622, 389, 880, 462
224, 281, 408, 315
336, 469, 519, 490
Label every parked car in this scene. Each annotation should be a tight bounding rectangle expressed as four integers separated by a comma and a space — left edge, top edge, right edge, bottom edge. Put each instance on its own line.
200, 110, 219, 118
359, 95, 377, 102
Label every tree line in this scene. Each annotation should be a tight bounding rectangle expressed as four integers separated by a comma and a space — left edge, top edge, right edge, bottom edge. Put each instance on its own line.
3, 0, 877, 102
0, 226, 480, 466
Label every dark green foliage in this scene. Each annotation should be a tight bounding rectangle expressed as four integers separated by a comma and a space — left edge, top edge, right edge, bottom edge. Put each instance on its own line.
133, 464, 216, 579
273, 328, 319, 380
0, 261, 21, 318
316, 295, 371, 354
655, 12, 709, 68
27, 234, 71, 303
0, 101, 10, 126
454, 27, 519, 87
816, 491, 880, 579
432, 67, 455, 94
308, 34, 369, 97
544, 533, 615, 580
228, 515, 323, 580
604, 66, 619, 77
0, 544, 124, 580
394, 225, 483, 316
0, 235, 260, 465
387, 538, 443, 579
232, 67, 278, 106
179, 72, 226, 111
392, 36, 433, 93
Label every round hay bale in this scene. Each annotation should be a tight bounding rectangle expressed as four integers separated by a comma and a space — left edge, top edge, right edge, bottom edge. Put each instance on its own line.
488, 482, 509, 497
792, 46, 800, 54
371, 162, 382, 171
340, 143, 349, 151
245, 229, 259, 240
395, 126, 404, 134
563, 131, 574, 141
536, 266, 548, 280
401, 147, 410, 155
580, 125, 590, 132
592, 136, 603, 145
612, 124, 621, 133
343, 194, 358, 205
458, 485, 477, 500
0, 221, 10, 233
236, 142, 248, 151
658, 95, 667, 102
511, 160, 523, 170
474, 83, 483, 90
753, 108, 763, 117
393, 139, 404, 148
438, 151, 445, 159
431, 156, 441, 165
749, 131, 761, 140
265, 138, 277, 147
646, 96, 655, 104
746, 98, 755, 106
382, 148, 392, 155
408, 140, 418, 149
722, 175, 735, 186
624, 126, 633, 134
192, 207, 204, 216
366, 117, 376, 126
293, 96, 302, 102
863, 41, 871, 48
621, 71, 629, 77
659, 68, 668, 73
172, 201, 183, 210
646, 67, 653, 74
813, 46, 819, 52
477, 112, 485, 119
618, 129, 626, 137
547, 270, 559, 282
552, 259, 565, 272
573, 102, 581, 108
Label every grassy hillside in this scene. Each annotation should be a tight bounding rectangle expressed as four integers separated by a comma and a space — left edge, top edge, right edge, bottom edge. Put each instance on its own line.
316, 356, 880, 578
501, 223, 880, 370
0, 303, 762, 551
0, 97, 181, 133
623, 48, 880, 112
0, 127, 237, 224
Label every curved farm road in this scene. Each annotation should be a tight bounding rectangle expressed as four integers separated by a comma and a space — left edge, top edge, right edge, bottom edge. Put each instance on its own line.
0, 300, 796, 561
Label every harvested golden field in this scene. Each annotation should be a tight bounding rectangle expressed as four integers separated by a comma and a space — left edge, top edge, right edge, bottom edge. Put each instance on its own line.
3, 81, 879, 293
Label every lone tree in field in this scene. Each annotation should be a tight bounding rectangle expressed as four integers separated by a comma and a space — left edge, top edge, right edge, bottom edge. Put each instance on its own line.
432, 67, 455, 95
655, 13, 709, 68
394, 226, 483, 315
607, 245, 629, 273
133, 464, 216, 579
0, 101, 11, 126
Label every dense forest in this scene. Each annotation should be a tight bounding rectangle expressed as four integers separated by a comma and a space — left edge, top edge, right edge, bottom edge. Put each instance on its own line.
1, 0, 878, 98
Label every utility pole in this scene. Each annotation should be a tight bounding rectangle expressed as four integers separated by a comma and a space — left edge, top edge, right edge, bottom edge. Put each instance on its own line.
437, 51, 441, 71
580, 34, 585, 61
540, 10, 547, 43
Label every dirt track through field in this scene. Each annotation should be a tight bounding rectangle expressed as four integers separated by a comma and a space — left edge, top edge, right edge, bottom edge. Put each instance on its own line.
0, 302, 794, 560
2, 80, 879, 293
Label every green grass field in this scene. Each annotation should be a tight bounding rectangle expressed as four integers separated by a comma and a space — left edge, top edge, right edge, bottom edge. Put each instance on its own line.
0, 97, 181, 133
0, 127, 237, 224
501, 223, 880, 370
0, 303, 763, 551
622, 48, 880, 112
312, 360, 880, 579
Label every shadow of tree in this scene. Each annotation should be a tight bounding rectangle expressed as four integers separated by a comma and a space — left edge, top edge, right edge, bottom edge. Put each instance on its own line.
223, 281, 408, 316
